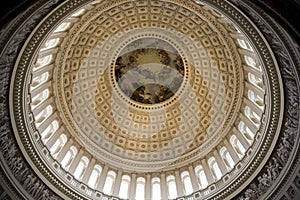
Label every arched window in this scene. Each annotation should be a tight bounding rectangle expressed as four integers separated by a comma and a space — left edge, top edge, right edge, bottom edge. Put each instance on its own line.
74, 156, 89, 180
34, 55, 53, 70
237, 39, 253, 51
208, 157, 222, 181
35, 105, 53, 126
103, 170, 116, 195
195, 165, 208, 189
50, 134, 67, 158
61, 146, 77, 170
248, 73, 263, 89
136, 177, 145, 200
41, 120, 59, 143
181, 171, 193, 195
54, 22, 71, 33
220, 147, 235, 169
119, 175, 130, 199
248, 90, 264, 108
244, 55, 258, 69
88, 165, 102, 189
167, 175, 177, 199
249, 58, 262, 71
31, 89, 50, 109
152, 177, 161, 200
41, 38, 60, 51
245, 106, 260, 125
238, 121, 255, 141
31, 72, 49, 89
230, 135, 246, 157
31, 89, 49, 106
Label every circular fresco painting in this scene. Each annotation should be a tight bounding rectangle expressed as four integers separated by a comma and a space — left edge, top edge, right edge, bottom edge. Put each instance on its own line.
115, 38, 185, 104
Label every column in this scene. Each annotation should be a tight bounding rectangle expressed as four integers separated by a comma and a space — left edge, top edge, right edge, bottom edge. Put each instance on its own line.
188, 165, 200, 191
213, 150, 228, 175
31, 64, 54, 79
240, 114, 258, 135
81, 158, 96, 183
224, 139, 240, 164
32, 98, 53, 116
244, 65, 262, 77
112, 170, 123, 197
68, 149, 84, 174
128, 174, 137, 200
56, 138, 73, 163
96, 166, 109, 191
201, 159, 214, 184
38, 48, 58, 58
30, 81, 52, 97
244, 98, 263, 116
45, 126, 63, 149
37, 112, 58, 133
64, 16, 80, 23
229, 32, 243, 39
238, 49, 256, 58
160, 173, 168, 200
145, 174, 151, 200
233, 127, 250, 149
174, 170, 184, 197
49, 32, 68, 40
245, 82, 265, 97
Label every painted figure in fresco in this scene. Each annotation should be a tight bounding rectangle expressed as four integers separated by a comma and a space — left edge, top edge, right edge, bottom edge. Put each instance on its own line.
115, 39, 184, 104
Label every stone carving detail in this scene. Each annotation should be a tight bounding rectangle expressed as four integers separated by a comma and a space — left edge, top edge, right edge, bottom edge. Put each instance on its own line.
0, 135, 61, 199
21, 171, 58, 200
0, 0, 63, 199
236, 157, 284, 200
230, 0, 300, 199
0, 128, 63, 199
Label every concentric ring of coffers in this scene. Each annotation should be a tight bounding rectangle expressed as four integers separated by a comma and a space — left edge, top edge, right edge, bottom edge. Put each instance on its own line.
54, 0, 243, 171
11, 0, 281, 199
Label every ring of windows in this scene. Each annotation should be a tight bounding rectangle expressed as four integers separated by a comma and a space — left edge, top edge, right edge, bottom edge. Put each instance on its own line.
28, 5, 266, 199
